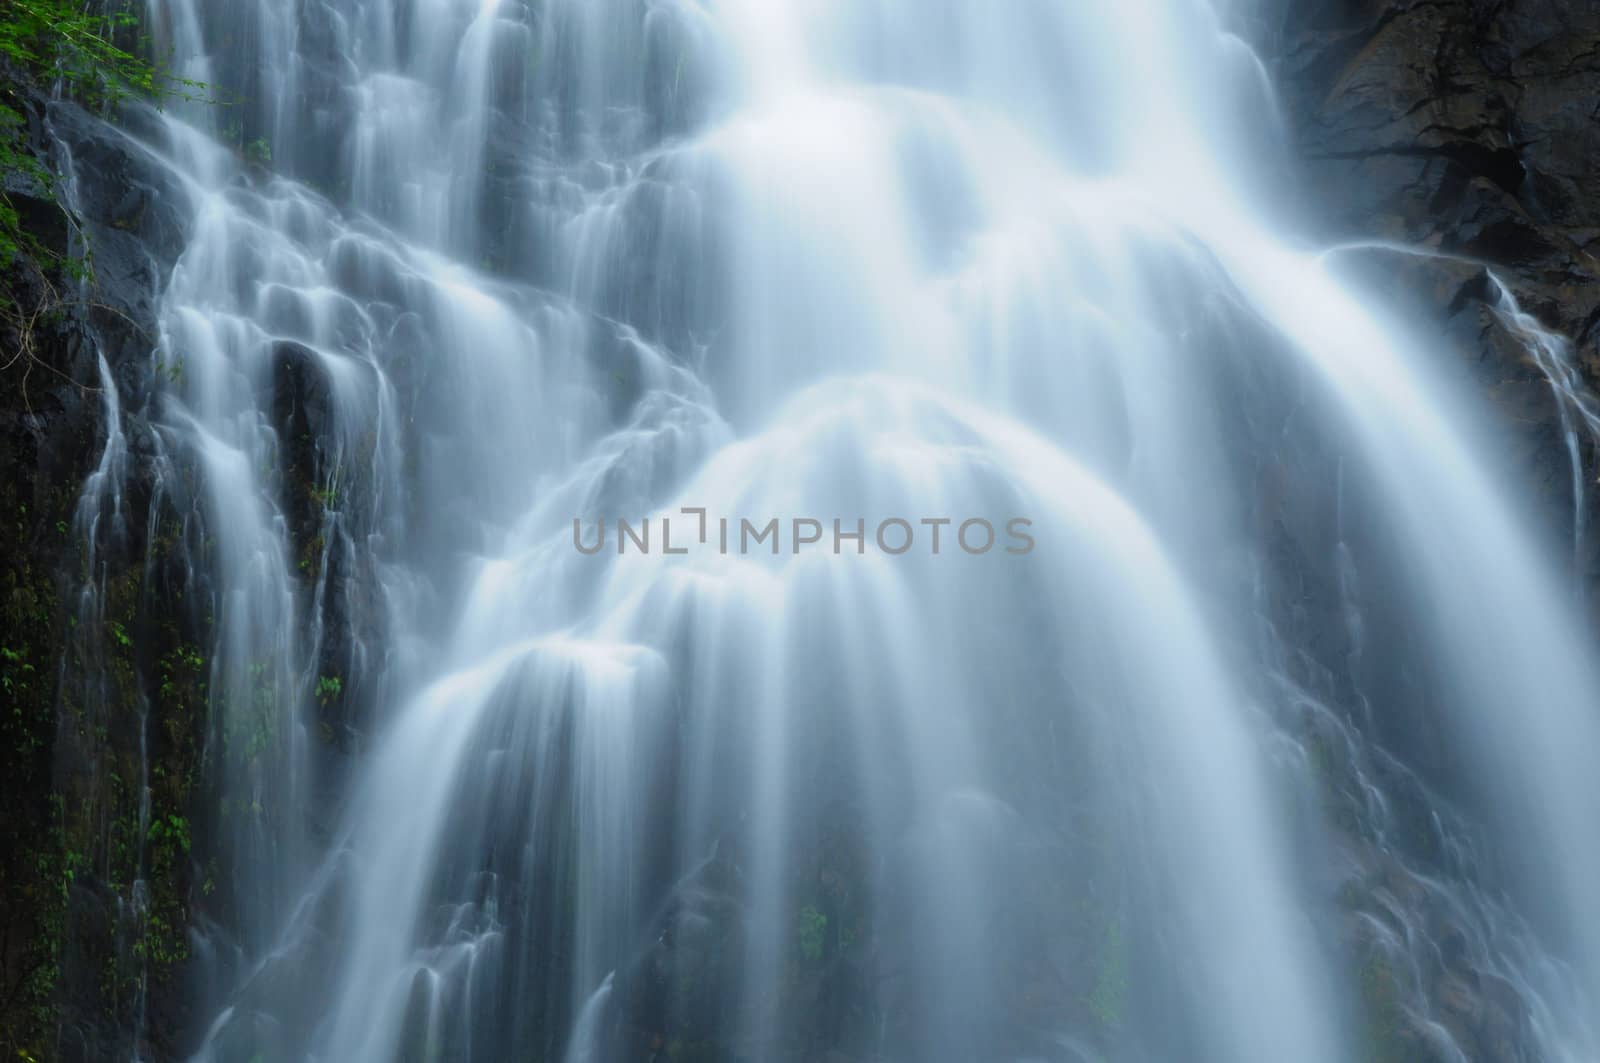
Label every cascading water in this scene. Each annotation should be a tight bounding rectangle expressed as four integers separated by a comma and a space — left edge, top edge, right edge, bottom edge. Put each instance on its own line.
75, 0, 1600, 1059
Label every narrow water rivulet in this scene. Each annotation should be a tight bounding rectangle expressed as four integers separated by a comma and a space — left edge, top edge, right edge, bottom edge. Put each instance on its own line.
66, 1, 1600, 1059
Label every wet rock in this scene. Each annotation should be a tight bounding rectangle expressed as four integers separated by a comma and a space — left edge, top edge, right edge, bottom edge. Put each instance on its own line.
45, 102, 191, 381
1277, 0, 1600, 608
606, 849, 749, 1057
1321, 246, 1576, 529
1283, 0, 1600, 242
0, 86, 209, 1062
1280, 0, 1600, 406
1279, 0, 1600, 348
1267, 13, 1600, 1051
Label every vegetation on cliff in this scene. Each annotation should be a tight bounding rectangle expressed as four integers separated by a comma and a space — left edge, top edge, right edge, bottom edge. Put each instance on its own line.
1, 0, 201, 267
1, 8, 213, 1061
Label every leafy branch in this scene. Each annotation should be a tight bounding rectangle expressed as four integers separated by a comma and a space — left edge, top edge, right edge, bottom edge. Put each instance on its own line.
0, 1, 211, 396
0, 1, 209, 109
1, 0, 210, 267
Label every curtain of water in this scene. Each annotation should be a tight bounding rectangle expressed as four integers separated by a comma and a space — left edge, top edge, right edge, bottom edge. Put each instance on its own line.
81, 0, 1600, 1059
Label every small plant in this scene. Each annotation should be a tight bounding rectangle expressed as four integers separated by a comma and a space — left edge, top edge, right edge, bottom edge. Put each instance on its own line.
57, 848, 85, 901
146, 813, 191, 854
154, 355, 184, 384
315, 674, 342, 707
244, 137, 271, 166
796, 904, 827, 962
1, 644, 31, 695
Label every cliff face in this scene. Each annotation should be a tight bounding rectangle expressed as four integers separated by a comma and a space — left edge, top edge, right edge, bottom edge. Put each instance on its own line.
1285, 0, 1600, 258
1, 92, 206, 1062
1269, 5, 1600, 1059
4, 5, 1600, 1062
1277, 0, 1600, 600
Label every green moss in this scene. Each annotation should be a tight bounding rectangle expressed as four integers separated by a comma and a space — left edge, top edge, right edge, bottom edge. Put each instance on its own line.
244, 137, 272, 166
0, 401, 211, 1055
222, 658, 280, 762
1086, 920, 1129, 1029
795, 904, 827, 963
666, 1038, 718, 1062
0, 451, 74, 1058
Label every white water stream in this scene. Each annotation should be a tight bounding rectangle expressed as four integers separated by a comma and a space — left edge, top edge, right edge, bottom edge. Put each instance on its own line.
75, 0, 1600, 1059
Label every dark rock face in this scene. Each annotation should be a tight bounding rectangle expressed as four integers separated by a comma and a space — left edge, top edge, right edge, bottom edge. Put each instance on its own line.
0, 106, 109, 1063
0, 90, 209, 1062
1267, 4, 1600, 1060
1276, 0, 1600, 598
1283, 0, 1600, 262
5, 6, 1600, 1062
3, 74, 392, 1060
600, 850, 751, 1060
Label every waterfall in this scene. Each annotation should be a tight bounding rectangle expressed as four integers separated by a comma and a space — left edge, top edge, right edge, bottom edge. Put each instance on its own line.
78, 0, 1600, 1059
